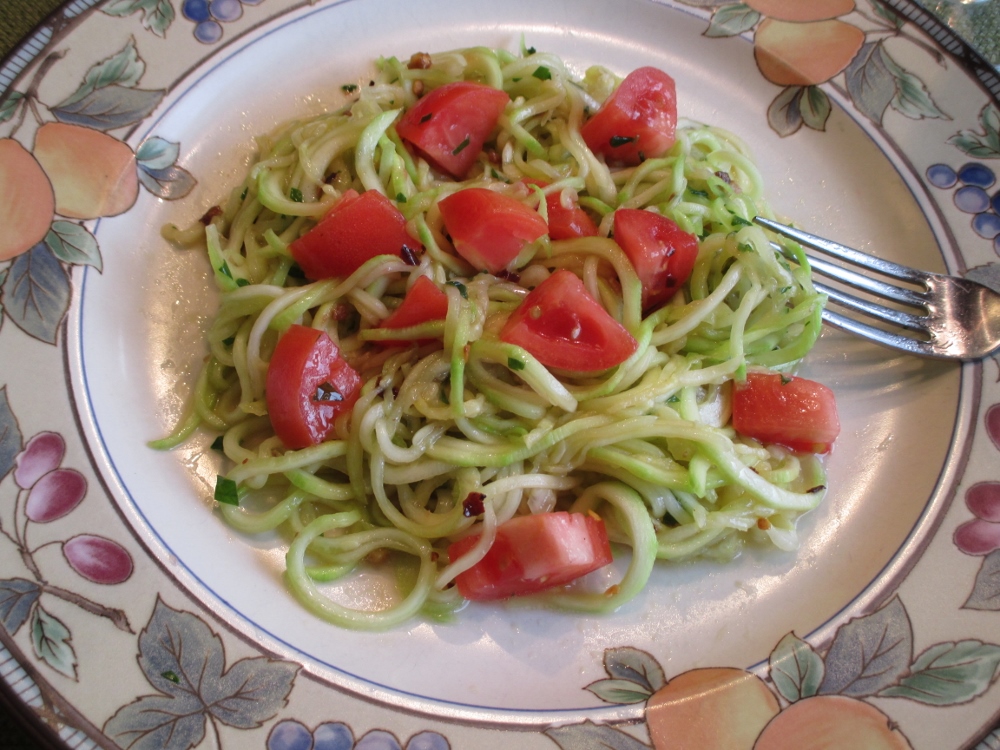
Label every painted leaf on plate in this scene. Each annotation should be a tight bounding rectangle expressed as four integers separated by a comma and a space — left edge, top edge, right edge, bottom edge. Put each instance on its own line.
818, 596, 913, 696
136, 136, 179, 170
799, 86, 832, 131
105, 598, 298, 749
705, 4, 761, 37
845, 42, 896, 124
59, 37, 147, 107
31, 605, 77, 679
138, 163, 197, 200
545, 720, 650, 750
603, 647, 666, 694
769, 632, 825, 702
878, 640, 1000, 705
45, 221, 103, 271
0, 579, 41, 634
102, 0, 176, 38
949, 104, 1000, 159
52, 84, 165, 132
0, 386, 23, 480
882, 51, 949, 121
0, 92, 23, 124
767, 86, 805, 137
964, 550, 1000, 611
585, 678, 654, 705
1, 243, 72, 345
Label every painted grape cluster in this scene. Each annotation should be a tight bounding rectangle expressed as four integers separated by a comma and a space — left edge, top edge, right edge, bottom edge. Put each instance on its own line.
926, 162, 1000, 254
955, 405, 1000, 556
266, 720, 449, 750
182, 0, 265, 43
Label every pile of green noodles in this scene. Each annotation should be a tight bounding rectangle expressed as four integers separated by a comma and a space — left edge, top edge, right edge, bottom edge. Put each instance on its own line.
157, 45, 827, 629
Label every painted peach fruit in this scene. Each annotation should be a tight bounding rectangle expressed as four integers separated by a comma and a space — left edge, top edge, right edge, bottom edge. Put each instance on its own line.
33, 122, 138, 220
745, 0, 855, 22
0, 138, 55, 261
754, 18, 866, 87
753, 695, 912, 749
646, 667, 780, 750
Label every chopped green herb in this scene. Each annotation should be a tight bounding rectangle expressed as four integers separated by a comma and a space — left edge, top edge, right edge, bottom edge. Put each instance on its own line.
666, 394, 680, 403
214, 476, 239, 506
446, 280, 468, 299
219, 261, 233, 279
780, 375, 792, 385
289, 187, 303, 203
236, 278, 250, 287
240, 187, 248, 201
609, 135, 637, 148
161, 670, 181, 684
737, 243, 755, 253
525, 45, 537, 55
532, 66, 552, 81
396, 193, 407, 203
210, 436, 225, 452
508, 357, 525, 371
451, 137, 470, 155
779, 285, 792, 294
687, 188, 710, 199
731, 215, 752, 227
512, 77, 522, 83
342, 83, 359, 93
420, 112, 433, 123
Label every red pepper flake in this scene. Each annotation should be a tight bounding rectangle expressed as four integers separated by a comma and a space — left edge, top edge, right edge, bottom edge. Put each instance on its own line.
401, 244, 420, 266
199, 205, 223, 225
757, 517, 772, 530
463, 492, 486, 517
604, 584, 620, 597
806, 485, 826, 494
494, 268, 521, 283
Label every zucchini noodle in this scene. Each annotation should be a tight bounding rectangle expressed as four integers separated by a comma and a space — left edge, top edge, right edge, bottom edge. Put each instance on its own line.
157, 45, 828, 630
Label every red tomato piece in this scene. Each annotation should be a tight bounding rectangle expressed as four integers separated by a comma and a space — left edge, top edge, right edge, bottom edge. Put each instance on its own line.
732, 372, 841, 454
265, 325, 362, 449
447, 511, 613, 601
499, 269, 638, 371
376, 276, 449, 346
439, 188, 548, 274
396, 81, 510, 179
289, 190, 420, 280
613, 208, 699, 310
581, 67, 678, 166
524, 180, 599, 240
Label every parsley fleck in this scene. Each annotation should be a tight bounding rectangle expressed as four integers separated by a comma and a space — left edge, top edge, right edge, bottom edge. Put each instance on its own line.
666, 394, 680, 403
420, 112, 433, 123
737, 243, 755, 253
210, 436, 225, 452
219, 261, 233, 279
289, 187, 303, 203
396, 193, 407, 203
452, 136, 470, 155
240, 187, 248, 201
731, 215, 752, 227
214, 476, 239, 506
609, 135, 638, 148
525, 45, 537, 55
687, 188, 710, 199
508, 357, 525, 371
236, 278, 250, 287
780, 375, 792, 385
533, 66, 552, 81
446, 280, 468, 299
342, 83, 359, 93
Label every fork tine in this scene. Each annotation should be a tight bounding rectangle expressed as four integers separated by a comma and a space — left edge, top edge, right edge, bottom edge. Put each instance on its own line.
813, 281, 927, 331
754, 216, 926, 284
821, 308, 940, 358
776, 246, 928, 309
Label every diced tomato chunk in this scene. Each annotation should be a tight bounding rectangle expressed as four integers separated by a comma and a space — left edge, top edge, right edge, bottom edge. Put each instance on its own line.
613, 208, 699, 310
439, 188, 548, 274
525, 180, 599, 240
265, 325, 362, 449
732, 371, 840, 454
581, 67, 678, 167
447, 511, 613, 601
396, 81, 510, 179
289, 190, 419, 280
500, 269, 638, 372
375, 275, 449, 346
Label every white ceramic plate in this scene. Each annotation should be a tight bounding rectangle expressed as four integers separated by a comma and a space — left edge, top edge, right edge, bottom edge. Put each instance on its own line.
2, 0, 1000, 747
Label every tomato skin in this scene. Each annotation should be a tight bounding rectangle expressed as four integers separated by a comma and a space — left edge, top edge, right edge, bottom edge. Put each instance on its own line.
525, 180, 599, 240
265, 325, 362, 449
500, 269, 638, 372
289, 190, 419, 280
613, 208, 699, 310
447, 512, 613, 601
396, 81, 510, 179
732, 372, 840, 454
581, 67, 678, 166
439, 188, 548, 274
376, 275, 449, 346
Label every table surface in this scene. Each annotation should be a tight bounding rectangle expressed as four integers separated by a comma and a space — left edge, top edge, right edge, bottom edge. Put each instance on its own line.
0, 0, 998, 748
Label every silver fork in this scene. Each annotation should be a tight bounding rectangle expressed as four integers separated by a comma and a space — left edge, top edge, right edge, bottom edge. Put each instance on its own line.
754, 216, 1000, 361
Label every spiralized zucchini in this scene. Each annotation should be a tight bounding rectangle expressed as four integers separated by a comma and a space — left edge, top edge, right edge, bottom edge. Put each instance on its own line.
157, 45, 828, 630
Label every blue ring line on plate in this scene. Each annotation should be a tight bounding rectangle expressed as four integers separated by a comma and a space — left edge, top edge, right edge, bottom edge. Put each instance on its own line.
73, 0, 974, 728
